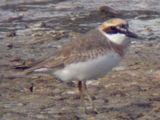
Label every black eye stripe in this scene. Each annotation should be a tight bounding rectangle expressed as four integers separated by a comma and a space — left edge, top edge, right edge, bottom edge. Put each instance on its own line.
104, 24, 129, 34
105, 27, 118, 34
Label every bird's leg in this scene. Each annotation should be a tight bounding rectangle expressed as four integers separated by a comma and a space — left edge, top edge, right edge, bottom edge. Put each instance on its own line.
83, 81, 97, 113
78, 81, 87, 112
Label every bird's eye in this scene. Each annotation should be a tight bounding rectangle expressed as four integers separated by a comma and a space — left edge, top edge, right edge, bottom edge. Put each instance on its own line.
105, 27, 118, 34
120, 24, 128, 29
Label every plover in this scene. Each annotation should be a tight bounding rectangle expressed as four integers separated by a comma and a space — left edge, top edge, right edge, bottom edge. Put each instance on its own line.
25, 18, 138, 112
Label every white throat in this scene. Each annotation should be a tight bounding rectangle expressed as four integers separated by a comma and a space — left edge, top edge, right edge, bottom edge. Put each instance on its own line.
105, 33, 126, 44
102, 32, 131, 47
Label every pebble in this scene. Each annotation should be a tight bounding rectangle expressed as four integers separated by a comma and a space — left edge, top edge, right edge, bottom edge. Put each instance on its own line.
6, 31, 16, 37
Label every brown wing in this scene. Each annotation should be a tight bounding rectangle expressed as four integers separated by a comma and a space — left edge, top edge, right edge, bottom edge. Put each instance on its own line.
40, 29, 113, 67
44, 47, 107, 68
24, 29, 123, 74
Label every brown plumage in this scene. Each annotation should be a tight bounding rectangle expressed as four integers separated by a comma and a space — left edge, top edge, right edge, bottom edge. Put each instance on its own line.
24, 29, 124, 75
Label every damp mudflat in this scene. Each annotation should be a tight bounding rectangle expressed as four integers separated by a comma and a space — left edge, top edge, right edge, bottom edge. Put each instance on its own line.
0, 0, 160, 120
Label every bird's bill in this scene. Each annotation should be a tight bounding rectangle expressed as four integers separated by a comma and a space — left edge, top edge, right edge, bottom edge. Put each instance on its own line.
126, 30, 139, 39
116, 26, 139, 39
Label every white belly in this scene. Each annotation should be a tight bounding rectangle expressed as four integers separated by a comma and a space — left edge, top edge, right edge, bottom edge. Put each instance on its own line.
54, 51, 122, 81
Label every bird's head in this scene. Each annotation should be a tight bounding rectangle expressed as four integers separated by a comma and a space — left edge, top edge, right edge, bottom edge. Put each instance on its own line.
99, 18, 138, 45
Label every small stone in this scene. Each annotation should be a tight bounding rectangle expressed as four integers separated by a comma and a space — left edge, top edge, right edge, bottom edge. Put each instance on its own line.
6, 31, 16, 37
66, 90, 77, 95
7, 44, 13, 49
87, 116, 96, 120
99, 6, 121, 17
31, 22, 47, 29
36, 114, 47, 119
17, 103, 23, 106
36, 22, 47, 28
70, 17, 76, 21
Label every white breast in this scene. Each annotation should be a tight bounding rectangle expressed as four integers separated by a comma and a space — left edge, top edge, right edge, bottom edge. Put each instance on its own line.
54, 51, 122, 81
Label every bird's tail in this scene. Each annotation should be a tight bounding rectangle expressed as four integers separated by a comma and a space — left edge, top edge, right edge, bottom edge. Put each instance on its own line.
22, 66, 50, 75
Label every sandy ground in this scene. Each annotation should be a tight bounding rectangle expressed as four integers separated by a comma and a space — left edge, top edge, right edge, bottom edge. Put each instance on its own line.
0, 0, 160, 120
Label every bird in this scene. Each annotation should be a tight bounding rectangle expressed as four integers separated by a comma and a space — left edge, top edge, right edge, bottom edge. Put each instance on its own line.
24, 18, 138, 113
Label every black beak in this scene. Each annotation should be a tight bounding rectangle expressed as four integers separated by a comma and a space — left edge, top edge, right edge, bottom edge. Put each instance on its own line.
116, 27, 139, 39
126, 30, 139, 39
